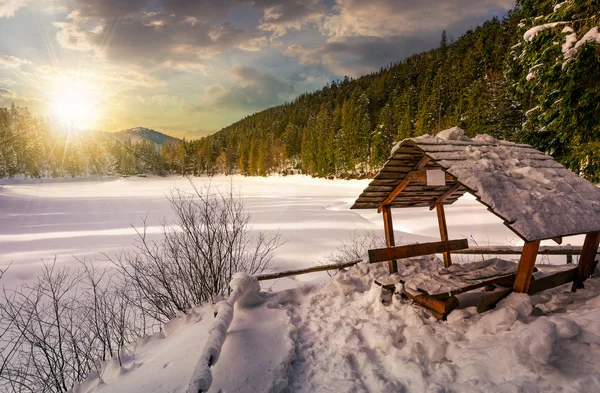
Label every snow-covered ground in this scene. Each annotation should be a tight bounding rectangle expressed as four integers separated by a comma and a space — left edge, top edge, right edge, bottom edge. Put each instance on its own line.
1, 174, 555, 291
75, 260, 600, 393
2, 175, 597, 393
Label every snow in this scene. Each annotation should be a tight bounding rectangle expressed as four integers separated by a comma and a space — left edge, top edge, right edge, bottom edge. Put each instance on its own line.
562, 26, 578, 59
1, 174, 547, 292
395, 129, 600, 242
554, 1, 569, 12
400, 258, 518, 296
3, 176, 598, 393
526, 64, 542, 81
434, 126, 471, 142
72, 304, 214, 393
89, 259, 600, 393
563, 26, 600, 62
0, 175, 370, 290
188, 273, 264, 392
523, 22, 567, 42
525, 105, 540, 116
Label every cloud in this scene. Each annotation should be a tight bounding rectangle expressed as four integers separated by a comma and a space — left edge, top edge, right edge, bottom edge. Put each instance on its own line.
322, 0, 515, 38
0, 0, 65, 17
0, 77, 16, 86
0, 87, 14, 97
0, 0, 28, 17
202, 65, 295, 111
53, 1, 267, 71
0, 55, 31, 69
134, 94, 186, 107
257, 0, 325, 36
285, 0, 515, 76
33, 64, 164, 89
51, 0, 515, 79
286, 35, 434, 77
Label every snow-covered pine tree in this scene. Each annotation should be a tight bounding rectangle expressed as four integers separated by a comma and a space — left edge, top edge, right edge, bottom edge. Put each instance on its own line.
510, 0, 600, 181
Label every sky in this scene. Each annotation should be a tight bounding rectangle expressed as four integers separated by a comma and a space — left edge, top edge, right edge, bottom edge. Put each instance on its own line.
0, 0, 515, 139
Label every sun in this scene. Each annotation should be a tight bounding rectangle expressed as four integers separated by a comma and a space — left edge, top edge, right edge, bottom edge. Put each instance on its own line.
50, 82, 101, 132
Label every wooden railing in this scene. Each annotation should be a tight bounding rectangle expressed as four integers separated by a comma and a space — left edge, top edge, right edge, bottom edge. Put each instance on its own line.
450, 245, 588, 264
256, 245, 599, 281
256, 259, 363, 281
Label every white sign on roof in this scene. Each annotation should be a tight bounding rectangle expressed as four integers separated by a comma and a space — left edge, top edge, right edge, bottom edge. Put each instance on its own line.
427, 169, 446, 186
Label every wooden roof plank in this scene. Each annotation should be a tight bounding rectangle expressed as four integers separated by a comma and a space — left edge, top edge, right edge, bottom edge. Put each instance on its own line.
376, 156, 431, 213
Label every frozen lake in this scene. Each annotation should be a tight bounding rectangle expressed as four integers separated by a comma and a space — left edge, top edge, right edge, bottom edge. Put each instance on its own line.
0, 175, 576, 290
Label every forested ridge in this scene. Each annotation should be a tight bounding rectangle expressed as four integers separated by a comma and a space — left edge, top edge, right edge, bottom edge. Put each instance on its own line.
187, 15, 523, 179
1, 0, 599, 181
182, 0, 600, 181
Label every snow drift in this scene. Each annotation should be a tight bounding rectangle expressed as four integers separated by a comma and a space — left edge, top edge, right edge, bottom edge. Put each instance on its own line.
74, 257, 600, 393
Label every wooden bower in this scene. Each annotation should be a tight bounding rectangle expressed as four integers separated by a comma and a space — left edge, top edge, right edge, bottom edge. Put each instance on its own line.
351, 136, 600, 316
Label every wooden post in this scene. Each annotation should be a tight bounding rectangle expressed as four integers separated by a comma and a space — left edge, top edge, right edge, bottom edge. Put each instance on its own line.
382, 205, 397, 274
513, 240, 540, 293
572, 231, 600, 290
566, 254, 573, 264
435, 203, 452, 267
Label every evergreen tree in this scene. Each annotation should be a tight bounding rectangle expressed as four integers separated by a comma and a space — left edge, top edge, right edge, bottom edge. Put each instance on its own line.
510, 0, 600, 180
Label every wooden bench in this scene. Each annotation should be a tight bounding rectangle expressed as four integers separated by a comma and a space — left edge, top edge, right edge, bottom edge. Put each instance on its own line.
374, 258, 520, 319
369, 239, 469, 319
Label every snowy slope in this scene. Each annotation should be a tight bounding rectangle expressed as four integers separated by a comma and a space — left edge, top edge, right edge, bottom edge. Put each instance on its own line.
75, 259, 600, 393
73, 305, 213, 393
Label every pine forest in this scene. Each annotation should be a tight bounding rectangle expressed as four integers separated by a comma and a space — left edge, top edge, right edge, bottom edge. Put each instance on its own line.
1, 1, 599, 181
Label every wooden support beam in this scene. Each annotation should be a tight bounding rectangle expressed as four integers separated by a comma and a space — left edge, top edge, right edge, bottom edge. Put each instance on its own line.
377, 156, 430, 213
435, 203, 452, 268
529, 267, 577, 294
572, 231, 600, 290
413, 155, 431, 171
478, 266, 578, 313
477, 288, 513, 313
403, 292, 459, 319
429, 183, 461, 210
451, 245, 586, 256
368, 239, 468, 264
377, 172, 416, 213
513, 240, 540, 293
375, 279, 458, 319
382, 205, 397, 274
369, 173, 454, 187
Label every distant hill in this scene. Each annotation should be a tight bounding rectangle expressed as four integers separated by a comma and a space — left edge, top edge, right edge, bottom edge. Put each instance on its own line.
113, 127, 180, 146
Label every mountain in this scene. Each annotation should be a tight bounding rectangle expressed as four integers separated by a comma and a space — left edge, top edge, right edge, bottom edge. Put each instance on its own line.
113, 127, 180, 146
178, 13, 523, 178
174, 1, 600, 182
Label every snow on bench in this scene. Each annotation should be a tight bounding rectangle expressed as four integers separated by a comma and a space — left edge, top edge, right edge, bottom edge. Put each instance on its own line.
399, 258, 519, 298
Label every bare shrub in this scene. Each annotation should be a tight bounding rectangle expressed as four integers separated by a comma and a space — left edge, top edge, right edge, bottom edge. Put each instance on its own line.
0, 182, 279, 391
110, 182, 281, 322
0, 260, 149, 393
325, 230, 386, 264
0, 264, 21, 384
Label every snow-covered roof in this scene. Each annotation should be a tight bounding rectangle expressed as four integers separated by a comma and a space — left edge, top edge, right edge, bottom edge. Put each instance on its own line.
352, 127, 600, 242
